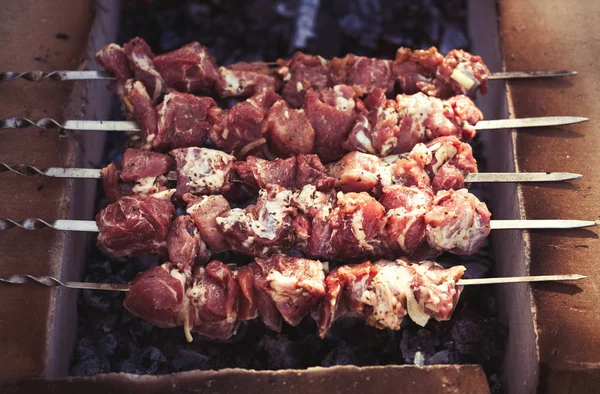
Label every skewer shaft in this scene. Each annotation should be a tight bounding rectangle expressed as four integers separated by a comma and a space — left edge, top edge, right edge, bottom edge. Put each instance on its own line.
0, 164, 582, 183
0, 70, 576, 83
0, 273, 585, 292
0, 218, 596, 233
0, 116, 588, 133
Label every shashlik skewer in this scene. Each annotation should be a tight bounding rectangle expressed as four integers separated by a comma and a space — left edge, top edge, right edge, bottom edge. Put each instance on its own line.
0, 69, 577, 83
0, 184, 596, 263
0, 256, 586, 342
0, 138, 582, 203
0, 36, 577, 102
1, 272, 585, 291
1, 162, 581, 183
0, 115, 587, 133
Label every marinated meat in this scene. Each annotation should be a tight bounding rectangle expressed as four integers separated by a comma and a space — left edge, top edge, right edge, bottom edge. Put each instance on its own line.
327, 191, 387, 260
123, 37, 164, 102
119, 149, 174, 182
153, 93, 217, 151
153, 42, 219, 94
344, 90, 483, 156
234, 156, 298, 190
185, 194, 231, 253
380, 185, 433, 254
124, 263, 193, 329
424, 188, 491, 255
304, 85, 360, 162
96, 194, 175, 258
393, 47, 444, 96
167, 215, 210, 267
101, 162, 123, 203
209, 89, 280, 158
330, 55, 395, 94
318, 259, 465, 337
250, 255, 326, 331
215, 62, 282, 98
94, 43, 132, 80
264, 99, 315, 157
423, 136, 478, 192
233, 154, 333, 192
171, 147, 235, 198
279, 52, 331, 108
188, 261, 241, 340
123, 79, 158, 143
216, 185, 296, 256
436, 49, 490, 97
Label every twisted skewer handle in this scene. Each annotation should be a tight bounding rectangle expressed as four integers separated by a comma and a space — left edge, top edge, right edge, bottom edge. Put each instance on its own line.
0, 275, 129, 291
0, 70, 115, 82
0, 218, 99, 232
0, 163, 103, 178
0, 117, 140, 132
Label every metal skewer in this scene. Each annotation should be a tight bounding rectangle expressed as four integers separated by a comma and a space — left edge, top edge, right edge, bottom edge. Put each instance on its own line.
0, 70, 577, 83
0, 116, 588, 133
0, 273, 586, 292
0, 218, 596, 233
0, 164, 583, 184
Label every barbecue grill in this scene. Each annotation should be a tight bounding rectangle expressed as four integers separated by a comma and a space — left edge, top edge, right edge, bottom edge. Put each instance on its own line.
0, 1, 597, 393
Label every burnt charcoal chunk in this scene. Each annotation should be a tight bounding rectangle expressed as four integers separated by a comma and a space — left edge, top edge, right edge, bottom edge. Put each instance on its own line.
171, 349, 211, 372
259, 335, 311, 370
451, 318, 507, 362
321, 342, 359, 367
70, 357, 111, 376
118, 347, 167, 374
72, 336, 97, 361
97, 334, 118, 358
83, 289, 111, 312
400, 328, 438, 364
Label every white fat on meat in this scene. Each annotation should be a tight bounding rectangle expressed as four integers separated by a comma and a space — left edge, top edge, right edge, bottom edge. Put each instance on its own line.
218, 67, 243, 95
216, 188, 293, 241
450, 63, 477, 94
333, 85, 356, 112
385, 206, 426, 252
132, 176, 160, 197
429, 142, 458, 174
360, 261, 431, 329
180, 148, 234, 193
336, 192, 373, 251
292, 185, 328, 215
187, 267, 208, 308
167, 266, 194, 342
265, 261, 325, 304
396, 93, 435, 141
426, 189, 488, 253
152, 188, 176, 200
409, 143, 433, 166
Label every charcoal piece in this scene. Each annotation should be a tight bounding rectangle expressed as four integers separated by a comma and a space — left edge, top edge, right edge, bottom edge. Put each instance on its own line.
321, 342, 359, 367
141, 346, 168, 374
118, 347, 167, 375
451, 318, 508, 362
72, 336, 97, 361
171, 349, 211, 372
259, 335, 312, 370
97, 333, 118, 358
70, 357, 110, 376
82, 289, 111, 311
400, 328, 438, 364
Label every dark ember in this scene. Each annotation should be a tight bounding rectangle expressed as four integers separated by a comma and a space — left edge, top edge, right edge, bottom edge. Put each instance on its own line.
70, 1, 506, 392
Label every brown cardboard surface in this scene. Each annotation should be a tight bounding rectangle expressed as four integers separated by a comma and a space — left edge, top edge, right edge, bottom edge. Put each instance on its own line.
0, 0, 93, 378
0, 365, 490, 394
498, 0, 600, 392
